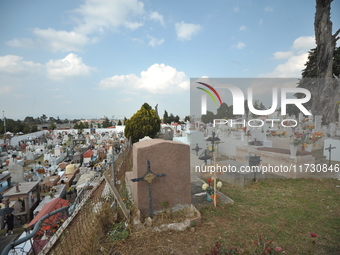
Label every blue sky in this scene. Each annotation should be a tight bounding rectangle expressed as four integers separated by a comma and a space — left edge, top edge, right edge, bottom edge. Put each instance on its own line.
0, 0, 339, 121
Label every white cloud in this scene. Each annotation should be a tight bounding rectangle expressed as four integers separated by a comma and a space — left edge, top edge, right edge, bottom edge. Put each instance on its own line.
237, 42, 246, 49
99, 63, 189, 94
0, 55, 41, 74
259, 19, 263, 25
261, 36, 316, 77
292, 36, 315, 50
46, 53, 95, 80
73, 0, 145, 34
149, 11, 164, 26
6, 38, 35, 49
175, 21, 202, 41
33, 28, 90, 52
233, 7, 240, 13
273, 51, 294, 59
131, 37, 144, 43
0, 85, 12, 95
262, 52, 309, 78
148, 36, 165, 47
7, 0, 145, 52
99, 74, 139, 89
239, 25, 246, 31
264, 7, 273, 12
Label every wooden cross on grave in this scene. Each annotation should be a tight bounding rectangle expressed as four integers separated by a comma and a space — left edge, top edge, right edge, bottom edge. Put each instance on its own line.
130, 160, 166, 219
192, 143, 202, 156
325, 144, 336, 167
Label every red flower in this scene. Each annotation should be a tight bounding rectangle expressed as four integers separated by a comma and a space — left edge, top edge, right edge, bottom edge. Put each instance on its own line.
254, 241, 258, 244
311, 233, 317, 237
208, 178, 212, 186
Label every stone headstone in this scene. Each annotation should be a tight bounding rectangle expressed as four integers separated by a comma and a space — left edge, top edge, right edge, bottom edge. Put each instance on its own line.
54, 145, 61, 157
127, 139, 191, 215
163, 127, 174, 140
314, 115, 322, 130
8, 164, 25, 182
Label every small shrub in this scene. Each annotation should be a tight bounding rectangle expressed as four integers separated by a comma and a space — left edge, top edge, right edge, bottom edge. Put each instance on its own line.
109, 222, 129, 241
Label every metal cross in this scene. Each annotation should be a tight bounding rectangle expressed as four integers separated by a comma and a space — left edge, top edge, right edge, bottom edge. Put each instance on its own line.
198, 149, 212, 165
130, 160, 166, 218
192, 143, 202, 156
325, 144, 336, 167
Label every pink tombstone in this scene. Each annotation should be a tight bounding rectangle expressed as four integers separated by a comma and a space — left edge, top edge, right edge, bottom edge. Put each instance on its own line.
127, 139, 191, 215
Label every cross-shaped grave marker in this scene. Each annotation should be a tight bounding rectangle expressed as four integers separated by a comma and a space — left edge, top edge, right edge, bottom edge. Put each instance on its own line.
130, 160, 166, 218
325, 144, 336, 167
192, 143, 202, 156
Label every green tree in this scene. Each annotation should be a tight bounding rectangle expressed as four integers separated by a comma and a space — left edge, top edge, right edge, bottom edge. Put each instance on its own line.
124, 103, 161, 143
23, 125, 30, 133
31, 125, 38, 132
184, 116, 190, 122
49, 123, 56, 130
163, 110, 169, 124
201, 111, 216, 124
102, 117, 111, 128
117, 120, 122, 126
216, 103, 233, 119
73, 123, 79, 129
24, 116, 35, 124
78, 122, 85, 130
40, 114, 48, 123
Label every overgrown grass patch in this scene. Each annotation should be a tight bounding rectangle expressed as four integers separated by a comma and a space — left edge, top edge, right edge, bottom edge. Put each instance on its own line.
201, 178, 340, 254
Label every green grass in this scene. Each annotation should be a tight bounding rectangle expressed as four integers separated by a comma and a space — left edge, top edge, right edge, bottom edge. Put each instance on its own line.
200, 178, 340, 254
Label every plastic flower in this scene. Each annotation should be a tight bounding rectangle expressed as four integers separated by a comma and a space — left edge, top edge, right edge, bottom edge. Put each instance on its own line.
202, 183, 209, 190
217, 181, 222, 188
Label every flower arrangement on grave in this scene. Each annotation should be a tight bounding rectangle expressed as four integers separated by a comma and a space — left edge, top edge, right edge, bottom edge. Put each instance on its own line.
289, 131, 305, 146
311, 132, 323, 145
49, 187, 57, 198
276, 130, 286, 137
202, 177, 222, 195
308, 125, 315, 131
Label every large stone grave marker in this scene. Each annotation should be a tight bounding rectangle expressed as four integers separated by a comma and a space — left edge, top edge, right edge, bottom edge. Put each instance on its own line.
127, 139, 191, 215
9, 164, 25, 182
314, 115, 322, 130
